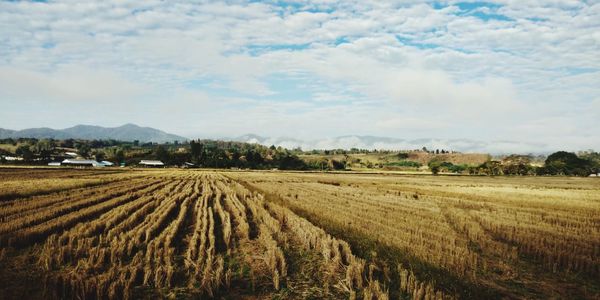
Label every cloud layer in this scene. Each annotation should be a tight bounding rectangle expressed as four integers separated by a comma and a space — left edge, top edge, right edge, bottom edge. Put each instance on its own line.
0, 0, 599, 152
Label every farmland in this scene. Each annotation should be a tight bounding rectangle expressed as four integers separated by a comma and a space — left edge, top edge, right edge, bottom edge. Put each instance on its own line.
0, 168, 599, 299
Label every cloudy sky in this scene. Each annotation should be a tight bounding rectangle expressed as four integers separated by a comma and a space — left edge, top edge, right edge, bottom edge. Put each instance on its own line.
1, 0, 599, 151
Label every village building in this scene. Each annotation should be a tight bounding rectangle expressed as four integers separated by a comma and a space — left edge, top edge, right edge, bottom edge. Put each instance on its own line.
139, 160, 165, 167
61, 159, 105, 167
182, 162, 196, 168
2, 156, 23, 161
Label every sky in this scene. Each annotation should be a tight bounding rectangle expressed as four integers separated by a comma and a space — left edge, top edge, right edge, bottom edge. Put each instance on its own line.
0, 0, 599, 152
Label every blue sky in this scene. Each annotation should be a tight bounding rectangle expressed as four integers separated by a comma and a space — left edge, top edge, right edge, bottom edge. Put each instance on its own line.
0, 0, 599, 152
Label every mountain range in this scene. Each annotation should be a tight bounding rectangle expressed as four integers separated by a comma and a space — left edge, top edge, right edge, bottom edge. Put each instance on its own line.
0, 124, 188, 143
0, 124, 550, 154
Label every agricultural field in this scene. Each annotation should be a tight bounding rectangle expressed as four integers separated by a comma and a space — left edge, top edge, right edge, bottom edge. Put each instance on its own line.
0, 168, 387, 299
229, 172, 600, 299
0, 168, 598, 299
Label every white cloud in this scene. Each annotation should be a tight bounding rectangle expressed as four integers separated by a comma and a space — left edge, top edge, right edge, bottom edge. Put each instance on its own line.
0, 65, 147, 103
0, 0, 598, 151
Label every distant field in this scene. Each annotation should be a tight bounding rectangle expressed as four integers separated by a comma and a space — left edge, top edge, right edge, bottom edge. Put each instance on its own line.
299, 152, 490, 170
0, 143, 17, 153
0, 168, 598, 299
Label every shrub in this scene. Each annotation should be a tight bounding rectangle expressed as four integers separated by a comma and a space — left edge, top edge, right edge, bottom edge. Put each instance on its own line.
541, 151, 592, 176
386, 161, 422, 168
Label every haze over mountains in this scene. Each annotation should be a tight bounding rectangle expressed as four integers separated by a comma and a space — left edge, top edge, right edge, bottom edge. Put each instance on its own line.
232, 134, 550, 155
0, 124, 187, 143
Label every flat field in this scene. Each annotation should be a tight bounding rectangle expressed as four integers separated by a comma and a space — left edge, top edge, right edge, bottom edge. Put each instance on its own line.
0, 168, 598, 299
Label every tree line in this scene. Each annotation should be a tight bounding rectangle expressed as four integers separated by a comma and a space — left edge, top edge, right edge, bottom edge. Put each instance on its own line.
1, 138, 599, 176
427, 151, 600, 176
0, 138, 310, 170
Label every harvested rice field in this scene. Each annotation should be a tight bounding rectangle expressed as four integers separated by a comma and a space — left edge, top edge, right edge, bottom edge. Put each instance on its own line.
0, 168, 598, 299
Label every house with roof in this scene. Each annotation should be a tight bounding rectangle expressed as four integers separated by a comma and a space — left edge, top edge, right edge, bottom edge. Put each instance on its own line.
182, 162, 196, 168
139, 160, 165, 167
61, 159, 106, 167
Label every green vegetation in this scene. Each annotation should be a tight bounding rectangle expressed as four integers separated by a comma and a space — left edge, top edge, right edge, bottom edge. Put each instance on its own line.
385, 161, 422, 168
426, 159, 468, 175
0, 138, 309, 170
427, 160, 442, 175
536, 151, 597, 176
2, 138, 599, 176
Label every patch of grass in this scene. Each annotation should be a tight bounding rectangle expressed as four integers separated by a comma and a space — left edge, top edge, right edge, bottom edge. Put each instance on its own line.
385, 161, 422, 168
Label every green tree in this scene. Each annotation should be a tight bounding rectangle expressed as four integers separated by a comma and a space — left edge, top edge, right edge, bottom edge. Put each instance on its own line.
397, 152, 409, 159
279, 155, 307, 170
115, 149, 125, 164
75, 142, 91, 158
94, 151, 106, 162
61, 139, 74, 148
33, 139, 53, 160
154, 145, 170, 163
16, 145, 34, 162
190, 140, 204, 163
579, 151, 600, 173
502, 155, 533, 175
428, 160, 441, 175
327, 159, 346, 170
543, 151, 591, 176
479, 161, 503, 176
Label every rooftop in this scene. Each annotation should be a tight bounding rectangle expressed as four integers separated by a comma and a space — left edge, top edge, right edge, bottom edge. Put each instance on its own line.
140, 160, 165, 166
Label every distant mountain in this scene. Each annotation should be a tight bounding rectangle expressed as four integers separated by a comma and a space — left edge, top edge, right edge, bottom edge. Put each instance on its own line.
11, 127, 72, 140
0, 124, 188, 143
0, 128, 16, 137
232, 134, 550, 154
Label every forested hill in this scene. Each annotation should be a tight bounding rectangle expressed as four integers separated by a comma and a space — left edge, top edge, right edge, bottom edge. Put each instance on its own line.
0, 124, 187, 143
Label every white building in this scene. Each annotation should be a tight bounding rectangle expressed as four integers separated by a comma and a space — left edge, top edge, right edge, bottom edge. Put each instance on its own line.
2, 156, 23, 161
139, 160, 165, 167
61, 159, 105, 167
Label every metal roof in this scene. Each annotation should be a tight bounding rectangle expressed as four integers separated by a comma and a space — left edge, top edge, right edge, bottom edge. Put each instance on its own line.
62, 159, 105, 167
140, 160, 165, 166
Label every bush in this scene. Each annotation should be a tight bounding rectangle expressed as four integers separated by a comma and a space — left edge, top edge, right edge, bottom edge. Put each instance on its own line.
386, 161, 422, 168
541, 151, 592, 176
279, 155, 308, 170
442, 162, 468, 173
397, 153, 409, 159
428, 160, 441, 175
477, 161, 503, 176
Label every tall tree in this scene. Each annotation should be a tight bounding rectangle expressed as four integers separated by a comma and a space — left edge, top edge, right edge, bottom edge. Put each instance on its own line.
16, 145, 34, 162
